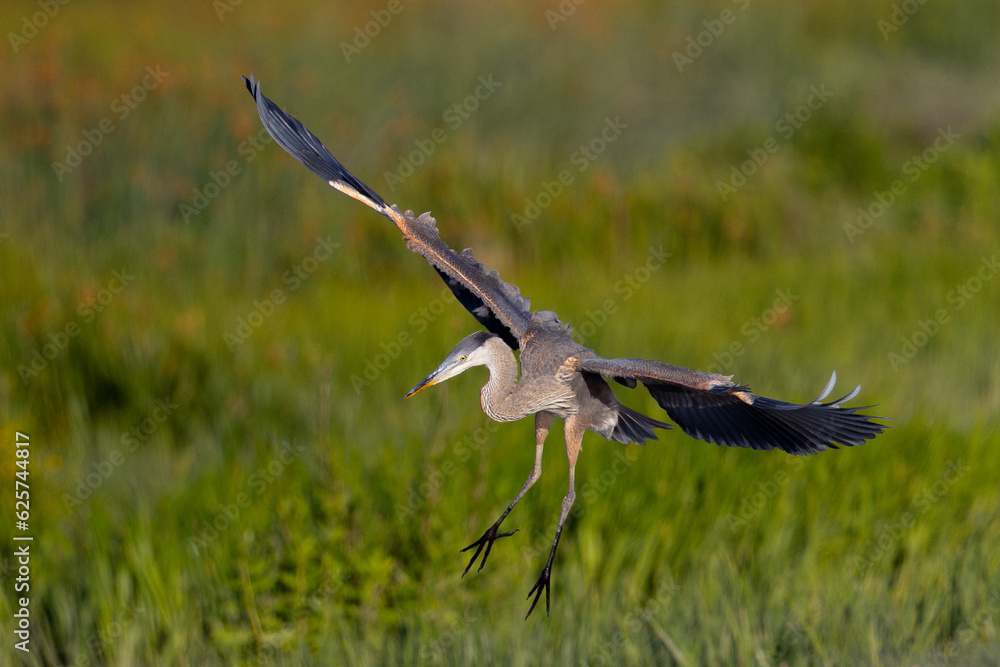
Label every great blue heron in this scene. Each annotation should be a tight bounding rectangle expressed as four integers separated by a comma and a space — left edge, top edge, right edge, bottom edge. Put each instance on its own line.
243, 75, 886, 618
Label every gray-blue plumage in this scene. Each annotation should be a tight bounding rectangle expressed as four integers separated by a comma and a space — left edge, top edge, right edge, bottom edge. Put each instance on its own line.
243, 74, 887, 618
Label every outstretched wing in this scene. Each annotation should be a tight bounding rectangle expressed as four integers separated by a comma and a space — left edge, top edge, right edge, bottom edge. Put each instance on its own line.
243, 74, 568, 348
579, 357, 886, 455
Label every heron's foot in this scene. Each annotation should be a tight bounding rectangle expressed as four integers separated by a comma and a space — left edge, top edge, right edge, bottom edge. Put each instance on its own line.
460, 522, 518, 576
525, 564, 551, 619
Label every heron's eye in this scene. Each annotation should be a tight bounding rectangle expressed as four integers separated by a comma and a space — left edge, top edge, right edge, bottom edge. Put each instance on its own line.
460, 355, 467, 361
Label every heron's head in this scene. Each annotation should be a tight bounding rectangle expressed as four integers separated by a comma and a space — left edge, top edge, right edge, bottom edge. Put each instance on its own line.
405, 331, 499, 399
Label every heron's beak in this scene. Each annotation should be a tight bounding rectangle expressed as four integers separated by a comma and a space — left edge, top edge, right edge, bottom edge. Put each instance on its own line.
404, 373, 440, 399
404, 359, 463, 399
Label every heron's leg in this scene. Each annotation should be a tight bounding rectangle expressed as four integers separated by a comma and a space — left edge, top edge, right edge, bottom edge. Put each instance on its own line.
462, 412, 553, 576
525, 417, 583, 619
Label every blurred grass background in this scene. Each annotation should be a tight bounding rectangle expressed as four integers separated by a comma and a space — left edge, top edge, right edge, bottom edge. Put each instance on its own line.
1, 0, 999, 664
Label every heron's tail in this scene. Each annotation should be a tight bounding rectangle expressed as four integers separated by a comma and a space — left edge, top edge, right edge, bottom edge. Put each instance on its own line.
610, 404, 671, 446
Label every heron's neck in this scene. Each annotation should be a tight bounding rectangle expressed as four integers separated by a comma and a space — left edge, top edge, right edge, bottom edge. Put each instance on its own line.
480, 340, 522, 423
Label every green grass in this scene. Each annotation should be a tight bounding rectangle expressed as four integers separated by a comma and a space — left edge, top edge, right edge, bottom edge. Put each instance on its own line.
2, 1, 1000, 665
